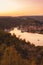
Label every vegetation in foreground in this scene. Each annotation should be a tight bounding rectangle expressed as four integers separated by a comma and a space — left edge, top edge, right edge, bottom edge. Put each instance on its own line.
0, 30, 43, 65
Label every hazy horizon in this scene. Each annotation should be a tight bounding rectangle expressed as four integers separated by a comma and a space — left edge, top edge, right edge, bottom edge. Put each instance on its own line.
0, 0, 43, 16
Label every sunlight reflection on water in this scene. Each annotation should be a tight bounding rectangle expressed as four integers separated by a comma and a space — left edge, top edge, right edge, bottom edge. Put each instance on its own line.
9, 28, 43, 46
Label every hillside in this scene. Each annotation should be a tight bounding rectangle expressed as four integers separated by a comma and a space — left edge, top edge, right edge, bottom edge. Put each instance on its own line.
0, 30, 43, 65
29, 16, 43, 22
0, 16, 43, 34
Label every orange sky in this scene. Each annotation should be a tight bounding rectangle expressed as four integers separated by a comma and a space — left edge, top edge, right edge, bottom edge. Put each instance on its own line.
0, 0, 43, 16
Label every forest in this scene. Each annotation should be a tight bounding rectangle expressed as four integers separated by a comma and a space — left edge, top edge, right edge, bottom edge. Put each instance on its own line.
0, 16, 43, 34
0, 30, 43, 65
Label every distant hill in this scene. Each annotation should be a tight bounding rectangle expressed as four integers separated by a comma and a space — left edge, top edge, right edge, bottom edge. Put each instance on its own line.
29, 16, 43, 22
0, 16, 43, 34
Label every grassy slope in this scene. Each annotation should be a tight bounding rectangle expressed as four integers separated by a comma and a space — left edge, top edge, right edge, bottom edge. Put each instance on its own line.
0, 30, 43, 65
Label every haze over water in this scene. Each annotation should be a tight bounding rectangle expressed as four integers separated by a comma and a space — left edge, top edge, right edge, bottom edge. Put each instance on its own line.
10, 28, 43, 46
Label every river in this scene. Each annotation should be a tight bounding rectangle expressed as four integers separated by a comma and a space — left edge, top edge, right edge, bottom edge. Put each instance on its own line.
9, 28, 43, 46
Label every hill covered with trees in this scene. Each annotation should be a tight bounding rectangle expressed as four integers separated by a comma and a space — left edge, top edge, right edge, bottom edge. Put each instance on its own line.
0, 30, 43, 65
0, 16, 43, 34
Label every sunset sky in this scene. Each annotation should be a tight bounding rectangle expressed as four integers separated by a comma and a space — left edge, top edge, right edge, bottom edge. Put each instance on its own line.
0, 0, 43, 16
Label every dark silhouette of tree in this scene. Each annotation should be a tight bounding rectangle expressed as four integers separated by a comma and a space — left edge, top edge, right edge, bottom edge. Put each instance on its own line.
0, 30, 43, 65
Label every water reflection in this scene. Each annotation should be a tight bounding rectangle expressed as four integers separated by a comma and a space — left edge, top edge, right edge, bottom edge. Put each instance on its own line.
10, 28, 43, 46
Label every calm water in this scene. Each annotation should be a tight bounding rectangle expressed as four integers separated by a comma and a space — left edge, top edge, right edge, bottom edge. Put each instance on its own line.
10, 28, 43, 46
